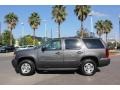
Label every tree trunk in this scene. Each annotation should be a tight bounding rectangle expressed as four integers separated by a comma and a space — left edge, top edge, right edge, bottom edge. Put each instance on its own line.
33, 29, 35, 45
10, 29, 12, 46
58, 23, 60, 38
81, 21, 83, 38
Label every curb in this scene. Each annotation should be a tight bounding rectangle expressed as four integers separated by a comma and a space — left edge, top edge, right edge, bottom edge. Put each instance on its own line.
0, 52, 14, 57
110, 54, 120, 58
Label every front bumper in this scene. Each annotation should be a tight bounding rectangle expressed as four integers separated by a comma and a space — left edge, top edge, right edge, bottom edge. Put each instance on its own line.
98, 58, 110, 67
12, 59, 19, 73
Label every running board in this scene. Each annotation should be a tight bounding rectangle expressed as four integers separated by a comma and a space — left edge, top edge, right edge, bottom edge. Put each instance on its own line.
37, 68, 78, 71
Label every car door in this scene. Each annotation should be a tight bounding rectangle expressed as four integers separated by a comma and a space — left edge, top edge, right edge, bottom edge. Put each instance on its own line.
38, 39, 64, 68
63, 38, 84, 68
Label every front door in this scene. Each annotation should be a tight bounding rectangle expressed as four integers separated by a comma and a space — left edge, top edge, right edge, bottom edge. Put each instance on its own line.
38, 39, 63, 68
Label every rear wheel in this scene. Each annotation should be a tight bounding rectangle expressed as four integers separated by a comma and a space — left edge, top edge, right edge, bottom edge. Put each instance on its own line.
80, 59, 97, 76
18, 60, 35, 76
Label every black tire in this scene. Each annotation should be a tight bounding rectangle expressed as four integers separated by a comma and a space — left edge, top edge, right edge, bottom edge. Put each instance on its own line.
18, 60, 35, 76
80, 59, 97, 76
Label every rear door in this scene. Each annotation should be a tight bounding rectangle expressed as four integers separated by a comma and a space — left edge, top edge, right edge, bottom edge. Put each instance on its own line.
38, 39, 64, 68
63, 38, 84, 68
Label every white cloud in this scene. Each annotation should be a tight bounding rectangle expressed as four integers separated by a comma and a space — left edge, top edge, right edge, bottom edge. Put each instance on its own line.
89, 11, 108, 17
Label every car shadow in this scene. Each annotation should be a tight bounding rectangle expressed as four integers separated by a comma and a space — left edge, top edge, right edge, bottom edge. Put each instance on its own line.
96, 68, 101, 72
36, 68, 101, 75
36, 70, 76, 74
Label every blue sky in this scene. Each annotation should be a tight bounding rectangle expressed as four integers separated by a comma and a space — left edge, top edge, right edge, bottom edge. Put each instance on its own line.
0, 5, 120, 40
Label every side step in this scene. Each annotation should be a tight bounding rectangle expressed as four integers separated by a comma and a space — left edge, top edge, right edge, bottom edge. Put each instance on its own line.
37, 68, 78, 71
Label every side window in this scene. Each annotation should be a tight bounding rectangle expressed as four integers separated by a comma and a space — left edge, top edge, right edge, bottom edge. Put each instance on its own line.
65, 39, 81, 50
83, 39, 104, 49
45, 40, 61, 50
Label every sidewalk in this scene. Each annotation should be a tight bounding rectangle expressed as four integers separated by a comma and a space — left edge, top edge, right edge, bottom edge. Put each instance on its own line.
0, 52, 14, 57
109, 50, 120, 57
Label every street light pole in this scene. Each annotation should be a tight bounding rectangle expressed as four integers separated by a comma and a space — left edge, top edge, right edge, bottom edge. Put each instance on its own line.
0, 22, 2, 45
89, 11, 94, 37
119, 16, 120, 42
51, 28, 53, 39
41, 19, 47, 41
117, 15, 120, 49
45, 22, 47, 41
21, 22, 24, 46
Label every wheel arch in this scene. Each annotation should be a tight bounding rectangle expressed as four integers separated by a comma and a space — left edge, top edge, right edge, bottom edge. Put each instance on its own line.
18, 56, 36, 66
80, 56, 99, 66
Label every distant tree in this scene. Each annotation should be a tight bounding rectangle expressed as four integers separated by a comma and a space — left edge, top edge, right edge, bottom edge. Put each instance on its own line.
4, 12, 18, 45
103, 20, 113, 43
2, 30, 15, 45
94, 19, 113, 42
28, 12, 40, 45
94, 20, 104, 38
76, 28, 89, 38
19, 35, 40, 46
52, 5, 67, 38
74, 5, 91, 38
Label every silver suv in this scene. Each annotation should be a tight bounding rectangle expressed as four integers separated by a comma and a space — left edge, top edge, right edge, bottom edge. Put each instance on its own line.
12, 37, 110, 76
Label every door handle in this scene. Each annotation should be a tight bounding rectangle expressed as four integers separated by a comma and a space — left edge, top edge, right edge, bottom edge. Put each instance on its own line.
77, 51, 83, 54
55, 52, 61, 55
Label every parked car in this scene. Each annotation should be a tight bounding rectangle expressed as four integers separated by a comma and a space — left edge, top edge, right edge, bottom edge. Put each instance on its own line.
5, 45, 15, 52
12, 37, 110, 76
0, 46, 6, 53
0, 45, 15, 53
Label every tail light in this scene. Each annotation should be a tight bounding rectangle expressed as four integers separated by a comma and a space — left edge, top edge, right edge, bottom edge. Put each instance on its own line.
106, 48, 109, 58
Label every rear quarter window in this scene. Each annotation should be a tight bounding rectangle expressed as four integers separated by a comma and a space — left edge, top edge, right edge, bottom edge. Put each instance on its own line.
83, 39, 105, 49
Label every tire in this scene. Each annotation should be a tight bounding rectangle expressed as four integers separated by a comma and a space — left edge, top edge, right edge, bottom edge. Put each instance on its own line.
80, 59, 97, 76
18, 60, 35, 76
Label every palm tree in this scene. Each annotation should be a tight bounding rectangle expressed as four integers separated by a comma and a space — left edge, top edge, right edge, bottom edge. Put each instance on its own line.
4, 12, 18, 45
94, 20, 104, 38
52, 5, 67, 38
103, 20, 113, 43
74, 5, 91, 38
28, 12, 40, 45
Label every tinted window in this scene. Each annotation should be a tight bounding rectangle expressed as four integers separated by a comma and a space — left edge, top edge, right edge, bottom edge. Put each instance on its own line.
65, 39, 81, 50
45, 40, 61, 50
83, 39, 104, 49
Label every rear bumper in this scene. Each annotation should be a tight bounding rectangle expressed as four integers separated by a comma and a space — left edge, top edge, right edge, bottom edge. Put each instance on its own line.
98, 58, 110, 67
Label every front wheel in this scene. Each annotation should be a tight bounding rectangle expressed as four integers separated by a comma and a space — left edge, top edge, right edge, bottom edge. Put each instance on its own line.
18, 60, 35, 76
80, 59, 97, 76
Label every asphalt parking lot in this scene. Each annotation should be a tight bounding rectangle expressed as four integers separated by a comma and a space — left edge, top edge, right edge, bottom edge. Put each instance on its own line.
0, 53, 120, 85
